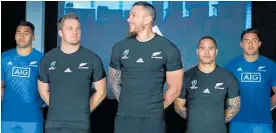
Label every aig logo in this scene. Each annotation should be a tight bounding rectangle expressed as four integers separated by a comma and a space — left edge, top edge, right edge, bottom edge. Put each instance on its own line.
241, 72, 261, 82
12, 67, 31, 77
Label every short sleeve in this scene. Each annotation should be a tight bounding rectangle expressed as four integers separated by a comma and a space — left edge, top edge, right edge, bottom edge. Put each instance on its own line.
165, 44, 183, 71
271, 62, 276, 87
92, 55, 106, 82
179, 73, 188, 99
38, 56, 49, 83
109, 44, 121, 70
227, 74, 240, 98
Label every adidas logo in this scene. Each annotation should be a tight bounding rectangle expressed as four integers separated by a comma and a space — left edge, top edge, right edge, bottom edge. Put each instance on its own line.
237, 67, 243, 71
203, 88, 210, 94
64, 68, 72, 73
7, 61, 12, 65
136, 58, 144, 63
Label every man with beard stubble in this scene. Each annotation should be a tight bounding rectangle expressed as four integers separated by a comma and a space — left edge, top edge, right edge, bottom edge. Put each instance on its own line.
109, 2, 184, 133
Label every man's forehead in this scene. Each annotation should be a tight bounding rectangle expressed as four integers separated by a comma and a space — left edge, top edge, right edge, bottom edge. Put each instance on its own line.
16, 26, 32, 32
63, 20, 80, 27
131, 5, 145, 13
243, 33, 258, 38
199, 43, 215, 47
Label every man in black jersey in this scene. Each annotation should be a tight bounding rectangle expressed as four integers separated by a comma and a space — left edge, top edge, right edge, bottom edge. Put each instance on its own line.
109, 2, 184, 133
38, 13, 107, 133
174, 36, 241, 133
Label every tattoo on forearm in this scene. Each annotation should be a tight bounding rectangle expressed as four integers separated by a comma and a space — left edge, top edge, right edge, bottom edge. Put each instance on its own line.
175, 106, 187, 119
109, 67, 121, 101
225, 96, 240, 123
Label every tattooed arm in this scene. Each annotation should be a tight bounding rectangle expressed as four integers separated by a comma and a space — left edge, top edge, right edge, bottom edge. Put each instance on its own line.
174, 98, 187, 119
225, 96, 240, 123
109, 67, 121, 101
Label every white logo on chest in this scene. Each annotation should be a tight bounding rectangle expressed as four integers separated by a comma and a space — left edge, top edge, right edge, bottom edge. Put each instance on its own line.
64, 68, 72, 73
136, 58, 144, 63
190, 80, 198, 90
79, 63, 89, 69
151, 52, 162, 59
257, 66, 266, 72
48, 61, 56, 70
29, 61, 38, 67
203, 88, 210, 94
214, 83, 224, 90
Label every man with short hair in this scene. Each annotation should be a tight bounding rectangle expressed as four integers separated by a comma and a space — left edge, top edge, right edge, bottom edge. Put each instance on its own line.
1, 20, 44, 133
226, 28, 276, 133
38, 13, 107, 133
175, 36, 241, 133
109, 2, 184, 133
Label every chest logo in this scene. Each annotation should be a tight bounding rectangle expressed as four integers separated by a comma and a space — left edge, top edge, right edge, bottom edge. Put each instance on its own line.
151, 52, 162, 59
29, 61, 38, 67
48, 61, 56, 70
12, 67, 31, 78
79, 63, 89, 69
136, 58, 144, 63
122, 49, 129, 59
64, 68, 72, 73
190, 80, 198, 90
7, 61, 13, 66
203, 88, 210, 94
214, 83, 224, 90
257, 66, 266, 72
241, 72, 261, 82
236, 67, 243, 72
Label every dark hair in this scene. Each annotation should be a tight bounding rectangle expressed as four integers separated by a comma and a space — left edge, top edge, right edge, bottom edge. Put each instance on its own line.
198, 36, 217, 49
16, 20, 35, 34
58, 13, 80, 30
133, 1, 156, 23
241, 28, 260, 41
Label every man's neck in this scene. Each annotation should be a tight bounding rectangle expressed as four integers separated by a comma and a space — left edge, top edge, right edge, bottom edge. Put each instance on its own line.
243, 53, 259, 62
198, 62, 216, 74
60, 42, 80, 54
16, 46, 32, 56
136, 28, 155, 42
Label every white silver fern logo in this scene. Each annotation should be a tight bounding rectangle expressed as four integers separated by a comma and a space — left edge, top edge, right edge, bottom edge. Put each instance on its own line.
30, 61, 37, 65
214, 83, 224, 90
190, 80, 198, 90
79, 63, 87, 67
257, 66, 266, 72
151, 51, 163, 59
29, 61, 38, 67
152, 52, 161, 56
78, 62, 89, 69
122, 49, 129, 59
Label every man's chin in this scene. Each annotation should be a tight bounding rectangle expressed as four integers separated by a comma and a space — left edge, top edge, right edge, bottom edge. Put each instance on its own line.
200, 60, 213, 65
70, 42, 80, 45
17, 43, 31, 48
245, 51, 258, 56
128, 31, 136, 38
